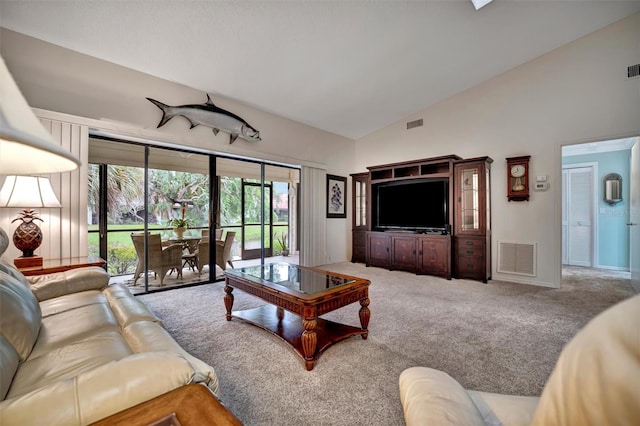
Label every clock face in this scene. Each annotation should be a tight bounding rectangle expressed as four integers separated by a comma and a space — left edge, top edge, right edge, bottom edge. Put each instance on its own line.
510, 164, 526, 178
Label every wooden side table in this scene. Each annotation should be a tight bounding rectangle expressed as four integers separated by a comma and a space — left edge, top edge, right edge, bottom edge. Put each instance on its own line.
18, 256, 106, 276
90, 384, 243, 426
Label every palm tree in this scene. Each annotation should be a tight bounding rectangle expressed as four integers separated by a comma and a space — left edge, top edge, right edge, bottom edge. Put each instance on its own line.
88, 164, 144, 224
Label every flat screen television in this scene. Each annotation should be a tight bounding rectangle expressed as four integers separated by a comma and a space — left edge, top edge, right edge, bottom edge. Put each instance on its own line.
373, 178, 449, 233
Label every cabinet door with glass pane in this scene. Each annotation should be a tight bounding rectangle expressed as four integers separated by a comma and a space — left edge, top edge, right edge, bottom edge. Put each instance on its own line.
351, 172, 368, 263
454, 157, 492, 282
455, 159, 491, 236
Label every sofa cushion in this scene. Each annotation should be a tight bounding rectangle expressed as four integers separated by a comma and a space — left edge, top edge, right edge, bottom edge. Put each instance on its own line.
28, 266, 108, 301
29, 299, 119, 359
0, 336, 19, 400
103, 284, 161, 327
399, 367, 486, 426
0, 352, 200, 426
6, 331, 132, 399
0, 260, 29, 288
531, 295, 640, 425
0, 271, 42, 361
39, 290, 106, 318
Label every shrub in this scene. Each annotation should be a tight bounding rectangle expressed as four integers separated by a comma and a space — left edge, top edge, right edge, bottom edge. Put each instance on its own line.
107, 244, 138, 275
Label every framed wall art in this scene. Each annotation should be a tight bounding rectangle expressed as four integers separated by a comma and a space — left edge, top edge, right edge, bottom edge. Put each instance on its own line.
326, 174, 347, 218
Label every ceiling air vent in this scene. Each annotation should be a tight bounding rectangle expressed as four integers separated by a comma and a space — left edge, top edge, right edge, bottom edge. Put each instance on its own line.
406, 119, 423, 130
628, 64, 640, 79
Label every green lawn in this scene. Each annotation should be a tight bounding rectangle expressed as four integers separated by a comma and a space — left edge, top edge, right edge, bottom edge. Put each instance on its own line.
88, 224, 173, 248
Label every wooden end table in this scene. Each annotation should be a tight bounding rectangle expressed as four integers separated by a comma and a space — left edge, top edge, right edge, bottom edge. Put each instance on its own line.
18, 256, 106, 276
224, 263, 371, 371
90, 384, 242, 426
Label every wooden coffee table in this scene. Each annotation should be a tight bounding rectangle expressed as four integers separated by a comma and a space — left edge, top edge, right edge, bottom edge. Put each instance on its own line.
224, 263, 370, 371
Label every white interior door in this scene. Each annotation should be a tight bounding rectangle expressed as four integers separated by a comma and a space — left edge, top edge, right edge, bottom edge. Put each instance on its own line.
562, 169, 569, 264
630, 140, 640, 292
563, 165, 595, 267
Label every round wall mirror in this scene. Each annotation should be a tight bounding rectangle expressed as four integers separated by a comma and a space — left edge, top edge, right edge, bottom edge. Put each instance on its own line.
603, 173, 622, 205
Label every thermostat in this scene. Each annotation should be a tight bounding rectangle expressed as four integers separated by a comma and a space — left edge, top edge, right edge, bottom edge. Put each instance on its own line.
534, 182, 549, 191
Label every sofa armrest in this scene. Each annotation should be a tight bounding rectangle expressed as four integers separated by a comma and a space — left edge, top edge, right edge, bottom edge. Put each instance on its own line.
122, 321, 220, 395
468, 390, 539, 426
399, 367, 486, 426
27, 266, 110, 301
0, 352, 198, 426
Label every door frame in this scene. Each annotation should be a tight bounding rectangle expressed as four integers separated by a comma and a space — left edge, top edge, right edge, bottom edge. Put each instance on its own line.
241, 179, 273, 260
561, 162, 598, 268
630, 140, 640, 291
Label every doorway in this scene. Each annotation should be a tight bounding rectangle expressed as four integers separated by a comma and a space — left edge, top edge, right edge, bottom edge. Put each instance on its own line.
561, 137, 637, 283
630, 140, 640, 291
562, 164, 596, 267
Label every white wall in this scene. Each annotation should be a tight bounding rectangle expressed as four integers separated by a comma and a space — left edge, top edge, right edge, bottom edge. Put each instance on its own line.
355, 13, 640, 287
0, 28, 356, 264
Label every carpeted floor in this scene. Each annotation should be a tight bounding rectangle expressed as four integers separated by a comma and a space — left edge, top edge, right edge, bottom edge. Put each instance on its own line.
139, 263, 635, 426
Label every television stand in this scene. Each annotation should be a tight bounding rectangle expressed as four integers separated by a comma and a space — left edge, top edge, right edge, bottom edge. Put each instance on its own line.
366, 231, 451, 279
353, 154, 492, 282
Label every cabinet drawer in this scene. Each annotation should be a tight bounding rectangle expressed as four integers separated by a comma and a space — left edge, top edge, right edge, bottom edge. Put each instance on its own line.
458, 246, 483, 257
456, 255, 484, 275
456, 238, 484, 257
456, 238, 483, 249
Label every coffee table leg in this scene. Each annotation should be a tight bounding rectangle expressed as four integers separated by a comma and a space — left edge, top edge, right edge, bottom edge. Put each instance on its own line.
301, 317, 317, 371
359, 297, 370, 339
224, 285, 234, 321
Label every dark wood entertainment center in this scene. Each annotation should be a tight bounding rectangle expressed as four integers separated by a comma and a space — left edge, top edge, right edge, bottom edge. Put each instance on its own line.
351, 154, 492, 283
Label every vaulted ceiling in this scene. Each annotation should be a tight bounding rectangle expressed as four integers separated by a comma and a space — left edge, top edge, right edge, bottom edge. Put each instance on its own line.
1, 1, 639, 139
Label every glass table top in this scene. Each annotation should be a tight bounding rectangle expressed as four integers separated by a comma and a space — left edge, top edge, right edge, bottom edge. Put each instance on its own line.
225, 262, 356, 295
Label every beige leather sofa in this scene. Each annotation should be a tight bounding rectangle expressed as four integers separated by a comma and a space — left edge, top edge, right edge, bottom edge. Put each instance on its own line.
399, 295, 640, 426
0, 232, 219, 425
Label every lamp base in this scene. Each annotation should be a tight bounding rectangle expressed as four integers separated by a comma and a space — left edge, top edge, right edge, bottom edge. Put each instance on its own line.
14, 256, 43, 268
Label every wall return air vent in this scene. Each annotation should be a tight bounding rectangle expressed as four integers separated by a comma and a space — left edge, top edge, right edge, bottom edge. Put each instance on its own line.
497, 241, 536, 276
628, 64, 640, 79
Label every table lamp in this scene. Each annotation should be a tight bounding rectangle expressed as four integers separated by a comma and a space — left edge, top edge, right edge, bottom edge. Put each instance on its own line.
0, 176, 62, 267
0, 55, 81, 265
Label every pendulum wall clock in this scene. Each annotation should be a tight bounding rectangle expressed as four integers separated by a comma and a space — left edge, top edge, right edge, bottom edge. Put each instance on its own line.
506, 155, 530, 201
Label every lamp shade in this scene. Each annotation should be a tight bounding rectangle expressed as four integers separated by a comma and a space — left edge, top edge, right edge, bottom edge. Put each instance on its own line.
0, 176, 61, 208
0, 56, 81, 174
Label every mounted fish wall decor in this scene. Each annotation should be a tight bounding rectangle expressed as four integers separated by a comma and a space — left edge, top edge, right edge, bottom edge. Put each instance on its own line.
147, 94, 261, 144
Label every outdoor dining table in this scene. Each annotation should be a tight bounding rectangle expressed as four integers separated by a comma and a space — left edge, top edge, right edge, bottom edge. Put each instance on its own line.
165, 236, 202, 253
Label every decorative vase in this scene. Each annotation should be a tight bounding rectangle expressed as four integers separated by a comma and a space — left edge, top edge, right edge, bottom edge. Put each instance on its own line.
174, 227, 186, 239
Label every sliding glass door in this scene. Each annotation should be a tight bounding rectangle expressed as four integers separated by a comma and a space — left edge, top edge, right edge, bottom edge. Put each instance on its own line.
89, 136, 299, 293
216, 158, 299, 266
243, 179, 272, 259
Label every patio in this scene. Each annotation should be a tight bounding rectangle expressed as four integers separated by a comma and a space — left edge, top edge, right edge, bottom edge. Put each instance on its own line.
111, 252, 299, 294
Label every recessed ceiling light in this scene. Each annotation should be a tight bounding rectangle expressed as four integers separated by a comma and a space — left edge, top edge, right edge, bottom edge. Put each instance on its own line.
471, 0, 493, 10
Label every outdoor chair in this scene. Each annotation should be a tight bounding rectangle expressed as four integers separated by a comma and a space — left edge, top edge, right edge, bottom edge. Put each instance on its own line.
216, 231, 236, 270
131, 233, 183, 285
182, 240, 210, 276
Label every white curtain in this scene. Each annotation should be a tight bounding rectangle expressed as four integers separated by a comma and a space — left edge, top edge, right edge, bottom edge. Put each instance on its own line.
0, 116, 89, 261
299, 166, 327, 267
